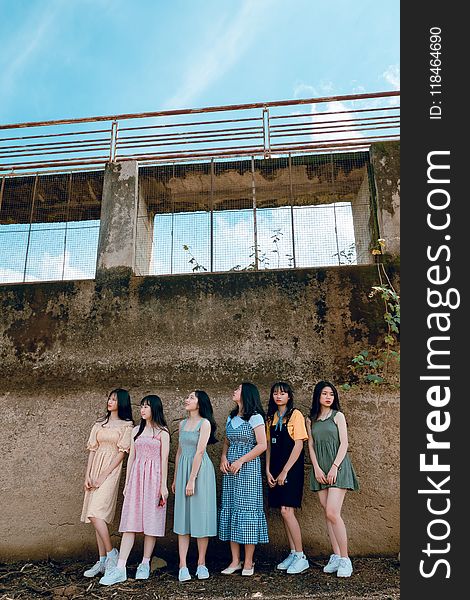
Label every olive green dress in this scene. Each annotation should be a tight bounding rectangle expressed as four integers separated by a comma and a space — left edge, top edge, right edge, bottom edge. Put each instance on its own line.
309, 410, 359, 492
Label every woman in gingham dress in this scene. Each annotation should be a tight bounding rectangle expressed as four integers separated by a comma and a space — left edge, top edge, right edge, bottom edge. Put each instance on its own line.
219, 382, 268, 576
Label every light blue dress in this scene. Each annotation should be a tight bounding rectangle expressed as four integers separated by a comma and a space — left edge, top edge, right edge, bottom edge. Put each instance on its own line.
173, 418, 217, 537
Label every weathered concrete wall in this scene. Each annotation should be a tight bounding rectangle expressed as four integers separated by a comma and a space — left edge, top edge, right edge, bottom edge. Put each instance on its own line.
1, 386, 398, 562
370, 142, 400, 258
0, 266, 399, 560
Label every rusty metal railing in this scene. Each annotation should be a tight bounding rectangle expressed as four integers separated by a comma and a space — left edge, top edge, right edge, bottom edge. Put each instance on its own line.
0, 91, 399, 173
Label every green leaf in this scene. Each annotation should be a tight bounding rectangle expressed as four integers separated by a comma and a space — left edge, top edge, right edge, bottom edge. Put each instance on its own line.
366, 374, 384, 383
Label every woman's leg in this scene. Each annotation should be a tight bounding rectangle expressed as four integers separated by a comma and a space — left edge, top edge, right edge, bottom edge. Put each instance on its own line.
243, 544, 255, 570
318, 490, 341, 556
143, 535, 157, 561
229, 541, 241, 567
89, 517, 113, 553
280, 506, 303, 552
281, 511, 296, 551
196, 537, 209, 566
324, 488, 348, 557
95, 529, 106, 557
178, 534, 191, 568
117, 532, 136, 566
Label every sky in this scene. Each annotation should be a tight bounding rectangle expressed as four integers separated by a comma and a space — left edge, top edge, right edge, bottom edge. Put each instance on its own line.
0, 0, 399, 282
0, 0, 399, 124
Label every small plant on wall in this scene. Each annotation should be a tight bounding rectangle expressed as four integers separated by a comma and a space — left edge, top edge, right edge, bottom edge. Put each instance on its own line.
342, 240, 400, 389
183, 245, 207, 272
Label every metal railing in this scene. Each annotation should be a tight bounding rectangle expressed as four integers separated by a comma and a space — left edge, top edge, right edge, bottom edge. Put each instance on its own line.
0, 91, 399, 174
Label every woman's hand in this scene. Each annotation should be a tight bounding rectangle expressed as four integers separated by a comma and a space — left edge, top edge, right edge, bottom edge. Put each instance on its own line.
276, 469, 288, 486
185, 478, 195, 496
84, 475, 93, 491
171, 480, 176, 494
266, 471, 277, 488
229, 458, 244, 475
314, 467, 328, 485
326, 464, 338, 485
92, 474, 107, 489
160, 485, 169, 505
220, 456, 230, 474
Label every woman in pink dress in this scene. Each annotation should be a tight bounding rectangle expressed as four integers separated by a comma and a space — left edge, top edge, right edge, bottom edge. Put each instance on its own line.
99, 395, 170, 586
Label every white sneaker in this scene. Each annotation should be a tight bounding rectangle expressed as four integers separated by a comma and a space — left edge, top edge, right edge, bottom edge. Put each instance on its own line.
196, 565, 210, 579
99, 566, 127, 586
135, 562, 150, 579
277, 552, 295, 570
337, 557, 353, 578
83, 560, 106, 577
104, 548, 119, 573
323, 553, 341, 574
287, 554, 309, 574
178, 566, 191, 582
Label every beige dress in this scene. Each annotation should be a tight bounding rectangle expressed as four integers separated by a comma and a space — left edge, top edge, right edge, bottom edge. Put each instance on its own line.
80, 420, 133, 524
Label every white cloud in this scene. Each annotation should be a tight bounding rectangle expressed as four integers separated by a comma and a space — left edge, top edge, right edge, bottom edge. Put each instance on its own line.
164, 0, 275, 109
25, 250, 93, 282
293, 81, 335, 100
0, 267, 26, 284
293, 83, 317, 99
383, 65, 400, 90
0, 2, 62, 107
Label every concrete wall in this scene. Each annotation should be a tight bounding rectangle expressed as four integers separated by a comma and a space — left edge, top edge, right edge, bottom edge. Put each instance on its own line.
0, 266, 399, 561
0, 141, 400, 561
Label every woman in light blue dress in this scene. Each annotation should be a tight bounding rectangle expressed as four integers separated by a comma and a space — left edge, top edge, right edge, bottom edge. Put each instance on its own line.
172, 390, 218, 582
219, 382, 268, 577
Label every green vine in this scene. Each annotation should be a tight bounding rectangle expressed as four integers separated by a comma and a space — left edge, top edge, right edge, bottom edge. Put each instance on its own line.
343, 240, 400, 389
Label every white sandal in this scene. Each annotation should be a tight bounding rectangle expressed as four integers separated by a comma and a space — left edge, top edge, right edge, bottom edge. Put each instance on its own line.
221, 562, 243, 574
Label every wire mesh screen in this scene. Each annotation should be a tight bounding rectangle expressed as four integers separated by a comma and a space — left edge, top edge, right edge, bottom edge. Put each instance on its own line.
0, 171, 103, 283
138, 151, 374, 276
0, 151, 374, 285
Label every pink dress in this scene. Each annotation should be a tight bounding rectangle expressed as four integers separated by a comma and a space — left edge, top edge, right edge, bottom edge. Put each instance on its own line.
119, 430, 167, 536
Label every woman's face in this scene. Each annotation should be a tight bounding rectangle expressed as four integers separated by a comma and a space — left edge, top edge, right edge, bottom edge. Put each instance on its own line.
273, 387, 289, 411
184, 391, 199, 412
107, 393, 118, 413
140, 401, 152, 421
319, 386, 335, 408
232, 385, 242, 408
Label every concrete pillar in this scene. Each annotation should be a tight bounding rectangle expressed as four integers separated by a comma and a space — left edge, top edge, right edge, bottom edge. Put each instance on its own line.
351, 171, 374, 264
135, 188, 154, 276
96, 161, 138, 275
95, 161, 154, 277
370, 142, 400, 258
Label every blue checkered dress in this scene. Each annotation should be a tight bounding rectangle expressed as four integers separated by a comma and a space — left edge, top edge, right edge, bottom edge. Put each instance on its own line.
218, 416, 269, 544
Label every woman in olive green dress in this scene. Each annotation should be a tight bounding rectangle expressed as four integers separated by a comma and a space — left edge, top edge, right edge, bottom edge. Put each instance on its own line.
306, 381, 359, 579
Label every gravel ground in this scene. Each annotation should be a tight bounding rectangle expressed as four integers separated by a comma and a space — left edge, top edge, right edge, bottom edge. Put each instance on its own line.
0, 556, 400, 600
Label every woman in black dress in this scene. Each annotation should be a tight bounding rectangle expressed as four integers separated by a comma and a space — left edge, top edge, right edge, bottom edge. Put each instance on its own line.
265, 382, 309, 574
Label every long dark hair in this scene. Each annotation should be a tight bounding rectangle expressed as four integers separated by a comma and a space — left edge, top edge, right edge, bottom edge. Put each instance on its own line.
99, 388, 134, 425
135, 395, 169, 440
309, 380, 341, 421
230, 382, 266, 421
266, 381, 295, 425
195, 390, 218, 444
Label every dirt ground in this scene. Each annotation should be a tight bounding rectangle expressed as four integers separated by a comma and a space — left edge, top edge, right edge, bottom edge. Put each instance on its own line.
0, 555, 399, 600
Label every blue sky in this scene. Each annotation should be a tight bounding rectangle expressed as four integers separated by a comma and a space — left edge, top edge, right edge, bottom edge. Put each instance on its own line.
0, 0, 399, 123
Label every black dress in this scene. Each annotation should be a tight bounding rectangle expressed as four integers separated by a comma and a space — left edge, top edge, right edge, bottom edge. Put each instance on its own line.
268, 411, 305, 509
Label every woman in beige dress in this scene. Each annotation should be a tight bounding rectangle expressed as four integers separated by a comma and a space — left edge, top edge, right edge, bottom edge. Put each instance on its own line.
81, 389, 134, 578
